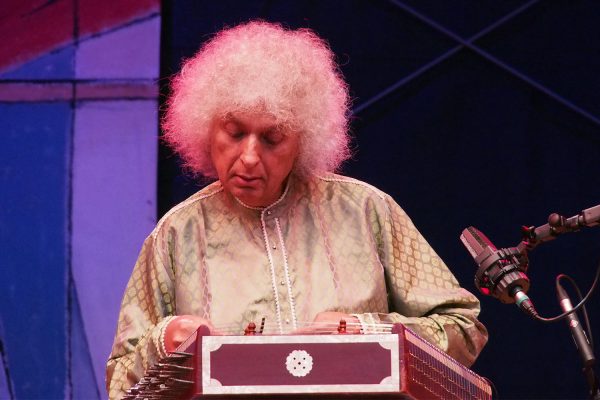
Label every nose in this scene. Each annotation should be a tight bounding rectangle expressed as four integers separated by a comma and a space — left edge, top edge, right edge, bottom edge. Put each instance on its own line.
240, 135, 260, 167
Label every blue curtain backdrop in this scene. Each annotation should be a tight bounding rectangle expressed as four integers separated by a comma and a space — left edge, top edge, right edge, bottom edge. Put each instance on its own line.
159, 1, 600, 399
0, 2, 161, 398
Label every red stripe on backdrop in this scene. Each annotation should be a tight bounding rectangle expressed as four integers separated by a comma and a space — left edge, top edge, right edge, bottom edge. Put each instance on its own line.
78, 0, 159, 38
0, 82, 157, 102
76, 81, 159, 100
0, 0, 160, 74
0, 82, 72, 101
0, 0, 73, 72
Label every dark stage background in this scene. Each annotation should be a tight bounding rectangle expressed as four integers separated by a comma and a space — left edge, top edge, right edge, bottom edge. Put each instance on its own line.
158, 1, 600, 399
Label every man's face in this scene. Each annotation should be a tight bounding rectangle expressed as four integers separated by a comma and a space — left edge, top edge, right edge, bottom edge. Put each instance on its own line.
210, 112, 300, 207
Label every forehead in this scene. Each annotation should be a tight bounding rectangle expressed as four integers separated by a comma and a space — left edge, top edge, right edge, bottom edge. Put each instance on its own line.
222, 111, 290, 133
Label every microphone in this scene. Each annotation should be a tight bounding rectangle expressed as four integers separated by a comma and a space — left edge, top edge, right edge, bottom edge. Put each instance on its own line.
556, 281, 595, 367
460, 226, 538, 318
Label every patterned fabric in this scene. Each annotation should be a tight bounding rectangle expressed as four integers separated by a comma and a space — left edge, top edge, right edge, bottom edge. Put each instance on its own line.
106, 173, 488, 398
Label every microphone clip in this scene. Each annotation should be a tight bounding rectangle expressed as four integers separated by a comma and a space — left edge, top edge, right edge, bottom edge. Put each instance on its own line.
474, 245, 530, 304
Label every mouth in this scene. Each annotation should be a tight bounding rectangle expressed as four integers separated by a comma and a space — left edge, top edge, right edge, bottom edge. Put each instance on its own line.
231, 174, 262, 186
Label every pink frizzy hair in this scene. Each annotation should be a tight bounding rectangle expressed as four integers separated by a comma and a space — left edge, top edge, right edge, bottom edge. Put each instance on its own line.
162, 20, 351, 178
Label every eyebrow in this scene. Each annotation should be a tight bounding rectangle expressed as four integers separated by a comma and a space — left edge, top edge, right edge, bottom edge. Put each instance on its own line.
223, 115, 284, 134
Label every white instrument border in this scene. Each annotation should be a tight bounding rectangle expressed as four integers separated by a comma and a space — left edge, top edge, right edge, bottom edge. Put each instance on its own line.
202, 334, 399, 395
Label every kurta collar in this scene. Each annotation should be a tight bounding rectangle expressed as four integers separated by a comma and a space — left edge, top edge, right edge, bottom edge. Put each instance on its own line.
231, 173, 297, 218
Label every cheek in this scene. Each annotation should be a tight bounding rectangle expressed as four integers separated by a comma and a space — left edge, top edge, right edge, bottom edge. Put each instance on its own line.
285, 142, 300, 169
273, 148, 299, 177
210, 140, 232, 176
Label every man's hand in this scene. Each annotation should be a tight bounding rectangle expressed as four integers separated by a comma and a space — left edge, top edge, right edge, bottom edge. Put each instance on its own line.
163, 315, 214, 352
294, 311, 361, 334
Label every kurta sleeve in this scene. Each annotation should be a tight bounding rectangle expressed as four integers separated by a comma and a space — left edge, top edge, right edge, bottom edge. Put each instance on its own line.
105, 228, 177, 399
355, 196, 488, 367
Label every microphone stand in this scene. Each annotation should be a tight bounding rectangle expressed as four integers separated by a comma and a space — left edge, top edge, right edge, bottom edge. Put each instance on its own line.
519, 205, 600, 252
584, 361, 600, 400
462, 204, 600, 398
521, 205, 600, 399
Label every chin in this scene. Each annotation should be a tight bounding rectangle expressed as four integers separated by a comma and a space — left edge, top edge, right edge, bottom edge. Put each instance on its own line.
232, 190, 264, 206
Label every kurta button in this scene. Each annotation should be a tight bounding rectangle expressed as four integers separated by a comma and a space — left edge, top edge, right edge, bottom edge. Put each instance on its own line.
272, 244, 277, 249
267, 210, 272, 215
285, 319, 290, 324
280, 280, 285, 286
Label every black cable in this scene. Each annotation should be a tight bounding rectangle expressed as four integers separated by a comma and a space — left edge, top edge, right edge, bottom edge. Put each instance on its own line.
532, 259, 600, 323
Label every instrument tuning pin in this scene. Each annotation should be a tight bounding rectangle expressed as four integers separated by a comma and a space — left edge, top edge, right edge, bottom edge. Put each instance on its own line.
337, 319, 347, 334
244, 322, 257, 335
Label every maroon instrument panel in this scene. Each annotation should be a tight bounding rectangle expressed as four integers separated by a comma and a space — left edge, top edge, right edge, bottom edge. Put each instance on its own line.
123, 324, 491, 399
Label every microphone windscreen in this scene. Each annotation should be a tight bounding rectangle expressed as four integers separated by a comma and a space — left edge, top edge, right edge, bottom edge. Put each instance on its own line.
460, 226, 497, 260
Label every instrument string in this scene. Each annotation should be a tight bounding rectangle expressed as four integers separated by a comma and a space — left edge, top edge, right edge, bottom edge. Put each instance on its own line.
207, 320, 395, 335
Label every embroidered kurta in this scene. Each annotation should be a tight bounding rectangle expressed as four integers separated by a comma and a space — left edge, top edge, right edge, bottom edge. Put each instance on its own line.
106, 173, 488, 398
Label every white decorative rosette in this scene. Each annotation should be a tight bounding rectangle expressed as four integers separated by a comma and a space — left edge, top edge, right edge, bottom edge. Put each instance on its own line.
285, 350, 313, 377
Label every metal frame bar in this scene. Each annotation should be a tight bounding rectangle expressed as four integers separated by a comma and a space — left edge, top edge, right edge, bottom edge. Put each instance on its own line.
353, 0, 600, 128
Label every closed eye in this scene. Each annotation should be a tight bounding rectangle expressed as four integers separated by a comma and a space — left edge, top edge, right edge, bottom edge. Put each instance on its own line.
262, 130, 284, 145
230, 131, 245, 140
223, 121, 245, 140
